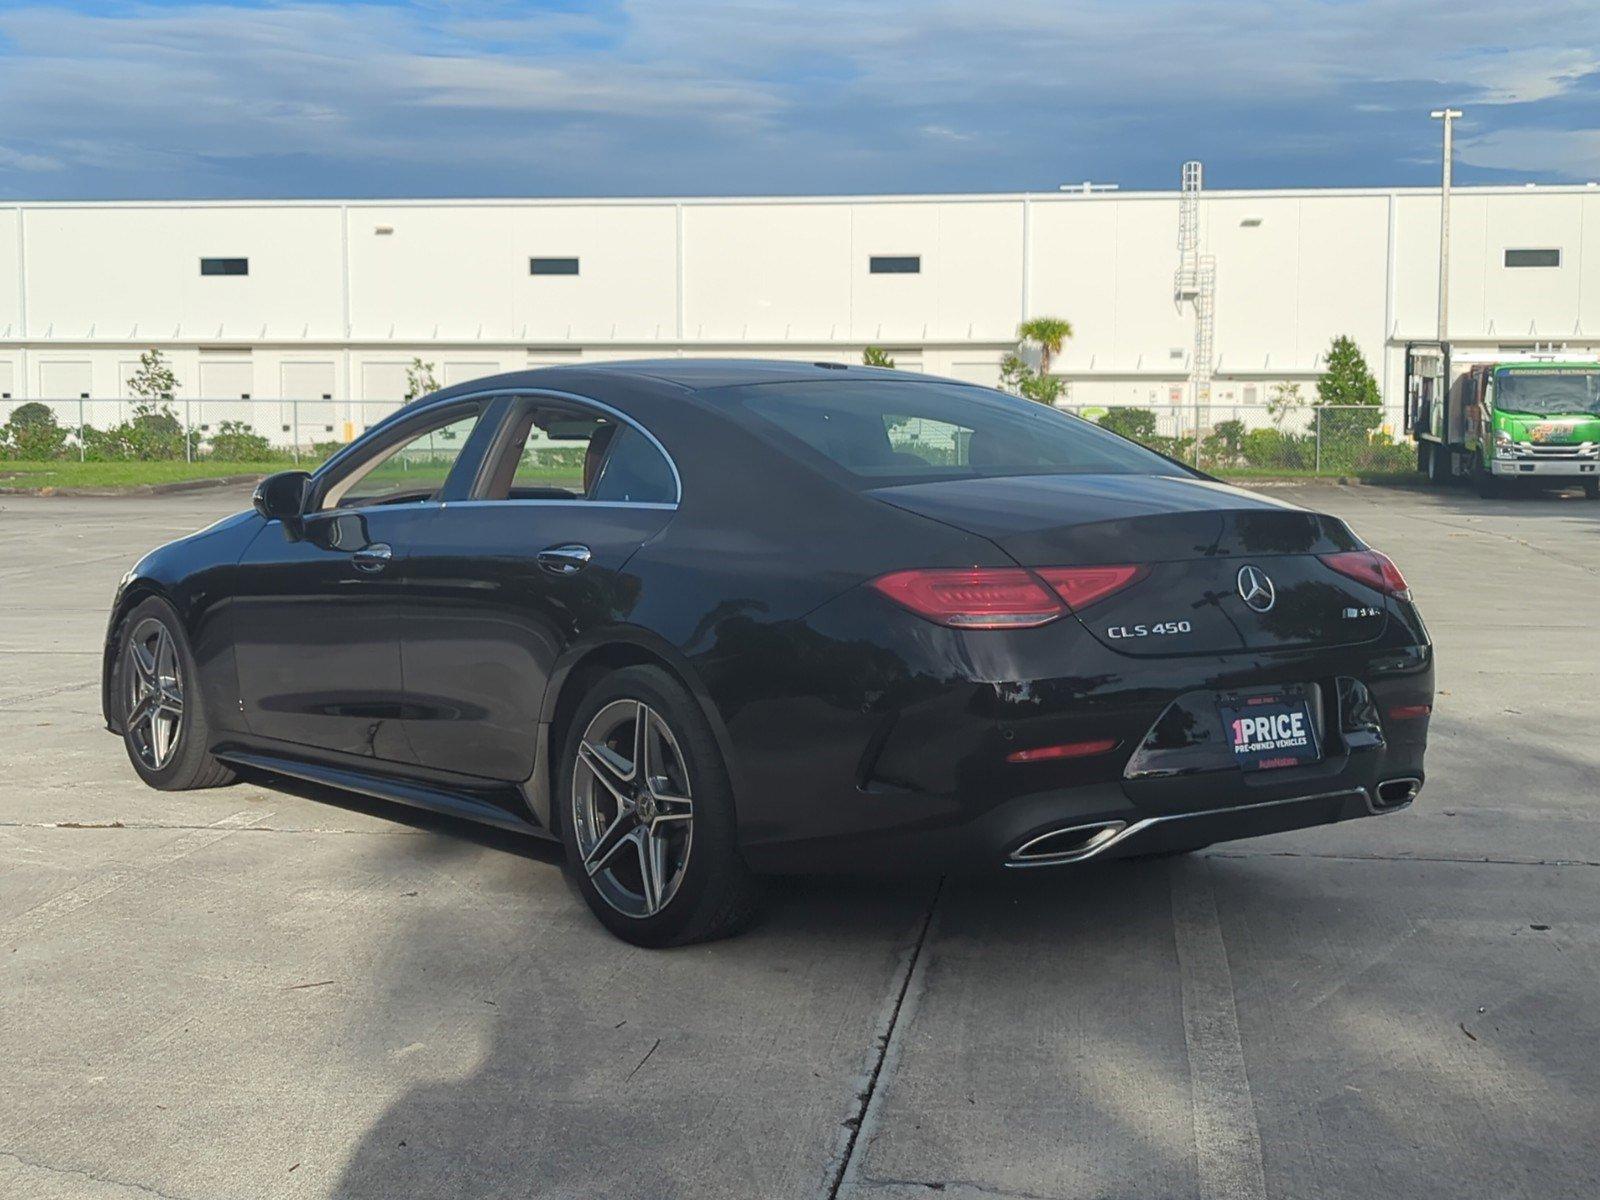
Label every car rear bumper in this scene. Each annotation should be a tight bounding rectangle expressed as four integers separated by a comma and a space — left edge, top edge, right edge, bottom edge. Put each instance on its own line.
740, 750, 1425, 874
726, 583, 1434, 874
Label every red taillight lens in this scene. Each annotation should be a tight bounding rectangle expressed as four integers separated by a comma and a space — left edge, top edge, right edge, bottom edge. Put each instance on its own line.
1387, 703, 1432, 721
1317, 550, 1411, 598
1006, 737, 1119, 764
1035, 564, 1148, 610
869, 568, 1063, 628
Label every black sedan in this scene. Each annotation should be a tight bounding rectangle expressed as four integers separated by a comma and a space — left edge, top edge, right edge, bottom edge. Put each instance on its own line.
103, 360, 1433, 945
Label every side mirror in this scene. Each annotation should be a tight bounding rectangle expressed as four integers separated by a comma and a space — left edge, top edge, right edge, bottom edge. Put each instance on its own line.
253, 470, 311, 524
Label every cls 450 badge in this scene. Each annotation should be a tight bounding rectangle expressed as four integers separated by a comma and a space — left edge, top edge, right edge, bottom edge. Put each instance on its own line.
1107, 620, 1193, 640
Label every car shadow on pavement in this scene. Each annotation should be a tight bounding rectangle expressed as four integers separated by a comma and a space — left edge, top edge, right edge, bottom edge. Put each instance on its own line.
235, 769, 1600, 1200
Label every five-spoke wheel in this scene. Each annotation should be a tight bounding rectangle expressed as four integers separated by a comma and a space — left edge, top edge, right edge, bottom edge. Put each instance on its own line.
115, 597, 235, 791
124, 617, 185, 771
572, 698, 696, 919
560, 665, 761, 946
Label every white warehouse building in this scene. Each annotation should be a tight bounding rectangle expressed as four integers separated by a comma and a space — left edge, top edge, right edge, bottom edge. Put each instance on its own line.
3, 183, 1599, 434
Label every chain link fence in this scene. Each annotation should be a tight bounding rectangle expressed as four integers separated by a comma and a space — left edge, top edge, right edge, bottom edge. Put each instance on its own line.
0, 396, 1416, 477
0, 397, 411, 466
1060, 402, 1414, 475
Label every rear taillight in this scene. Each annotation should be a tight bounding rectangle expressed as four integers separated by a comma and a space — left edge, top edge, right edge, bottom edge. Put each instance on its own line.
1318, 549, 1411, 599
1006, 737, 1119, 764
868, 562, 1147, 629
869, 568, 1064, 628
1035, 565, 1147, 609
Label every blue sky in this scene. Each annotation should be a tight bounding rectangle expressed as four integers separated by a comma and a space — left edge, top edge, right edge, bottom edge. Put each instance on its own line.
1, 0, 1597, 199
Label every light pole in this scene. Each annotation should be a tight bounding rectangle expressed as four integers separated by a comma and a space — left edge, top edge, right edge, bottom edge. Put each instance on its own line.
1430, 108, 1462, 341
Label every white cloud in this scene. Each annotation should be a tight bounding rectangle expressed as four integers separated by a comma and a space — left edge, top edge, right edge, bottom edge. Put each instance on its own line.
0, 143, 63, 171
1458, 127, 1600, 178
0, 1, 1597, 194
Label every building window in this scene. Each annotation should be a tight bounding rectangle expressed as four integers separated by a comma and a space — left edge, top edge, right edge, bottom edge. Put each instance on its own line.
1504, 248, 1560, 268
869, 255, 921, 274
200, 258, 249, 276
530, 257, 580, 276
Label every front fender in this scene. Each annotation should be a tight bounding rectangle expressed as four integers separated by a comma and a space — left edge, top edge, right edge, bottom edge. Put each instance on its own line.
100, 509, 261, 736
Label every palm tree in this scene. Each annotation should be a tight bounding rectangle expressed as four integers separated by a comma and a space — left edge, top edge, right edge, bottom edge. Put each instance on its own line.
1018, 317, 1074, 376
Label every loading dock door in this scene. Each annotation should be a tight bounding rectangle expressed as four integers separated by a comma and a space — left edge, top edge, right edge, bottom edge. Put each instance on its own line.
281, 362, 338, 447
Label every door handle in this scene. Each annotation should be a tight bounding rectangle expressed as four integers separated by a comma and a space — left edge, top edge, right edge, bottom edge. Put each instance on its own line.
537, 544, 592, 575
352, 543, 393, 573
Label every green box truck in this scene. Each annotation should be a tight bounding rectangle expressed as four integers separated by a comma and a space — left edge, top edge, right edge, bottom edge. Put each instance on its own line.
1406, 342, 1600, 499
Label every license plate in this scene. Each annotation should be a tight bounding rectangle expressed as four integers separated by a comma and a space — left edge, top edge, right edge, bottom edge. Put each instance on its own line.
1219, 690, 1320, 771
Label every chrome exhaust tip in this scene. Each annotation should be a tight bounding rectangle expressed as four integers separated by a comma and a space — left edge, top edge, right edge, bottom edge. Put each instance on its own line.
1372, 777, 1422, 810
1006, 820, 1128, 868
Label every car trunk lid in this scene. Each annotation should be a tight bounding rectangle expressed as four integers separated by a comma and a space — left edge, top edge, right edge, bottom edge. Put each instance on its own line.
869, 473, 1389, 655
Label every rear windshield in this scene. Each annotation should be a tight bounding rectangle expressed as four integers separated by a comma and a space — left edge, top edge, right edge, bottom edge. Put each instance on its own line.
720, 378, 1186, 484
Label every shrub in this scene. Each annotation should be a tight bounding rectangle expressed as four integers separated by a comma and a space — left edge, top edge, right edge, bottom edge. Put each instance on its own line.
207, 420, 273, 461
1000, 354, 1065, 405
1096, 407, 1158, 443
0, 403, 70, 460
1201, 419, 1246, 467
310, 440, 348, 461
82, 401, 193, 461
1241, 427, 1314, 470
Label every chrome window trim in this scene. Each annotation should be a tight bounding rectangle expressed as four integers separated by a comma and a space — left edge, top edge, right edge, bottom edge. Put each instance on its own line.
313, 386, 683, 509
440, 499, 679, 511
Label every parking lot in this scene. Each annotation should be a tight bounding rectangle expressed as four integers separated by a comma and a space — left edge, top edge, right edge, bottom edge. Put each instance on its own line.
2, 480, 1597, 1200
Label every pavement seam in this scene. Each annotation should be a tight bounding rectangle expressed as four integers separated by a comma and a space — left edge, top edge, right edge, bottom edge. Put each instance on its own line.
0, 819, 429, 836
1208, 848, 1600, 868
0, 1148, 194, 1200
0, 808, 274, 941
0, 680, 98, 710
827, 874, 944, 1200
1171, 857, 1268, 1200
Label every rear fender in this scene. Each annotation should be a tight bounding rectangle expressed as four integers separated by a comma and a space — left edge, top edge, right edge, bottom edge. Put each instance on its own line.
530, 628, 743, 831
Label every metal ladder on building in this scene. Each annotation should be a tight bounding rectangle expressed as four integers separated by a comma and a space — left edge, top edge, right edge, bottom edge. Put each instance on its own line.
1174, 161, 1216, 453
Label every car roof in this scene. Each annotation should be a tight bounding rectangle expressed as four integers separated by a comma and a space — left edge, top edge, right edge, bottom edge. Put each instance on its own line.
420, 358, 913, 406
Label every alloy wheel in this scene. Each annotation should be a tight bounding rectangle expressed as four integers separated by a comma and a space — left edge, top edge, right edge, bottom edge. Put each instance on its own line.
125, 618, 185, 771
571, 698, 694, 919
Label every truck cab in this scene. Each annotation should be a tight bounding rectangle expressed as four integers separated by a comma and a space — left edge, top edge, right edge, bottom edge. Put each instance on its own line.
1406, 343, 1600, 499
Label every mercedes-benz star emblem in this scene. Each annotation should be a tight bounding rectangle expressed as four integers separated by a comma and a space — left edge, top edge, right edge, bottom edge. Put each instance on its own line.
1236, 564, 1276, 613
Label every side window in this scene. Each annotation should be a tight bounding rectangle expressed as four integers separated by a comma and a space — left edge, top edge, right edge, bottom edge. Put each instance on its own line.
590, 426, 676, 503
322, 409, 482, 510
481, 403, 677, 504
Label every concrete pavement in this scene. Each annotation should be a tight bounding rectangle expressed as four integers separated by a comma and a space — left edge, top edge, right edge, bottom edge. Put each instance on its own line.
1, 481, 1596, 1199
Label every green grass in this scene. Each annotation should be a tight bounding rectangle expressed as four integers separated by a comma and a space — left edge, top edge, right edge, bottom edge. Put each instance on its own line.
1212, 467, 1425, 485
0, 459, 316, 492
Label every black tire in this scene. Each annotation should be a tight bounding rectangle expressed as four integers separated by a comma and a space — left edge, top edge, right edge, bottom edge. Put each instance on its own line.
1583, 478, 1599, 500
558, 665, 761, 947
114, 597, 236, 791
1425, 443, 1450, 487
1472, 454, 1502, 499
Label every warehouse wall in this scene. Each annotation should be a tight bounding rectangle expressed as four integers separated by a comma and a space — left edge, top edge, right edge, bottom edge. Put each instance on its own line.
2, 187, 1598, 413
